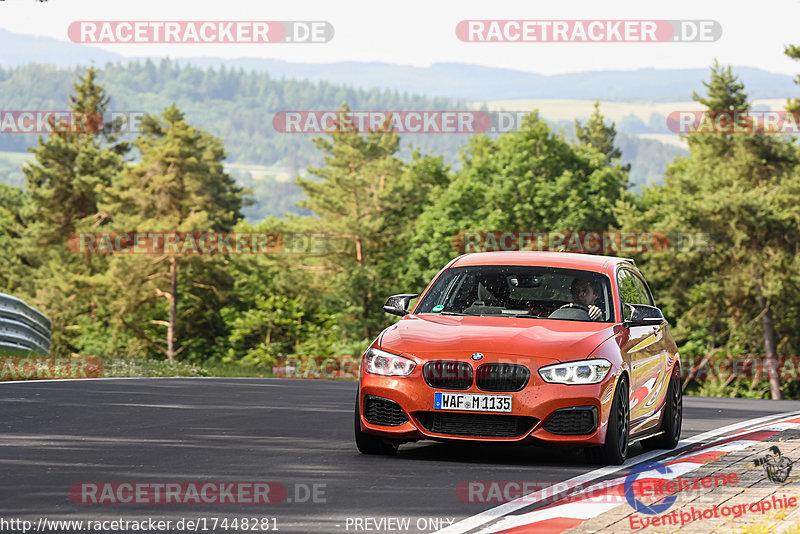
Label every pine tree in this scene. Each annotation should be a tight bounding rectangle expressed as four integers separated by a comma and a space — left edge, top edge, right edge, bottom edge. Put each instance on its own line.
295, 105, 404, 340
0, 183, 28, 293
692, 60, 748, 112
785, 44, 800, 112
103, 105, 244, 362
687, 60, 750, 157
19, 67, 125, 354
24, 66, 123, 243
574, 101, 626, 168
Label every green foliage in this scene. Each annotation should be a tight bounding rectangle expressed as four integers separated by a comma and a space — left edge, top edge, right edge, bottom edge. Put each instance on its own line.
616, 60, 800, 399
0, 183, 28, 292
4, 58, 800, 400
103, 358, 211, 377
0, 62, 693, 216
403, 111, 630, 288
10, 68, 125, 354
574, 101, 627, 169
100, 104, 245, 362
786, 43, 800, 112
0, 61, 466, 168
295, 106, 408, 339
223, 294, 305, 367
689, 377, 772, 399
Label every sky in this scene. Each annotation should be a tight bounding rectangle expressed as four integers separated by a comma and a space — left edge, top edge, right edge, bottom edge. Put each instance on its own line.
1, 0, 799, 75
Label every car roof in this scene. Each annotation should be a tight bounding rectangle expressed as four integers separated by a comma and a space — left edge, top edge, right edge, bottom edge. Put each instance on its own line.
450, 251, 635, 273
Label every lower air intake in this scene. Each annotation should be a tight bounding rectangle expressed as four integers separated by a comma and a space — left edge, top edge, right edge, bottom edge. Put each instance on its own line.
364, 395, 409, 426
414, 411, 537, 438
543, 406, 598, 435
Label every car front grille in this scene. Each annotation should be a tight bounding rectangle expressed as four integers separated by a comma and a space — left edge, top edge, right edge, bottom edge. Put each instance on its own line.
413, 411, 537, 438
543, 406, 597, 435
476, 363, 530, 392
363, 395, 409, 426
423, 361, 474, 389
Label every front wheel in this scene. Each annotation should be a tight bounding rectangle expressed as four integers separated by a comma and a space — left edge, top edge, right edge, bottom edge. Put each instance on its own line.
586, 376, 629, 465
642, 373, 682, 450
354, 390, 399, 455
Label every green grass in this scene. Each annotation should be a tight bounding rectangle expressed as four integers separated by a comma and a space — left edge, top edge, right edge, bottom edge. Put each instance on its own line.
199, 360, 276, 378
101, 358, 275, 378
0, 355, 277, 381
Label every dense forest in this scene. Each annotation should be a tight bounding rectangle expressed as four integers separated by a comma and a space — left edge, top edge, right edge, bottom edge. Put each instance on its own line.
0, 60, 684, 217
1, 43, 799, 399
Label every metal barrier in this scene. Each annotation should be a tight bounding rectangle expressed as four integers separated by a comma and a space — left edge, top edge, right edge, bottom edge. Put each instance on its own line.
0, 293, 52, 354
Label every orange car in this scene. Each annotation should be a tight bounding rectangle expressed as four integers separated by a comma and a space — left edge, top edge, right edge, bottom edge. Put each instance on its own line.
354, 251, 682, 464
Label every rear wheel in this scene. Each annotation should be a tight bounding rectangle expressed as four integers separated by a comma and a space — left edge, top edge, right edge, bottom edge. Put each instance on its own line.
586, 376, 629, 465
642, 373, 682, 450
354, 390, 399, 455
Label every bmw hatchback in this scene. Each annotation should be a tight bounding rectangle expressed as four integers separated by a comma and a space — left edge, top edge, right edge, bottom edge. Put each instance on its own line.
354, 251, 682, 465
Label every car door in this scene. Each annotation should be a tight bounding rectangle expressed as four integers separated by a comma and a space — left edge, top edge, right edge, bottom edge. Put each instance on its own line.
617, 267, 667, 433
629, 270, 674, 431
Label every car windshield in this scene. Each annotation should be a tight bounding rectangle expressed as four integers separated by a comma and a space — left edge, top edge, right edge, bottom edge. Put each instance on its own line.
415, 265, 614, 322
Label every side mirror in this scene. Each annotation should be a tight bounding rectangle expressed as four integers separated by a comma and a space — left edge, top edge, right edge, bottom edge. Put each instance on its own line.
383, 294, 419, 317
624, 303, 665, 328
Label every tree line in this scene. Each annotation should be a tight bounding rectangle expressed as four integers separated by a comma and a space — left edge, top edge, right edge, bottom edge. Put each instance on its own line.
0, 60, 686, 195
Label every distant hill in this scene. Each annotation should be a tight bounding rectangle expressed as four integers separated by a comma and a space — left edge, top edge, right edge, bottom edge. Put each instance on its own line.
0, 29, 795, 102
0, 29, 123, 67
0, 29, 705, 221
0, 60, 687, 220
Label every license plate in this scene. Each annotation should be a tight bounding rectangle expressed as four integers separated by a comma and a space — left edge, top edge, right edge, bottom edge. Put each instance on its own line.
434, 392, 512, 413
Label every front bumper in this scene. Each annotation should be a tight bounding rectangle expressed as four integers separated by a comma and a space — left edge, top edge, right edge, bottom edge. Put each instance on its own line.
358, 355, 618, 446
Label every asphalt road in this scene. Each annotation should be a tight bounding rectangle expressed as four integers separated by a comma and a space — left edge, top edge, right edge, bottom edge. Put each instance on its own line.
1, 378, 798, 533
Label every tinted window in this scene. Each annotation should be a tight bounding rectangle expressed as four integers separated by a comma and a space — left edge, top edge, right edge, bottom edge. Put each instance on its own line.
630, 272, 654, 306
416, 265, 614, 322
617, 268, 653, 319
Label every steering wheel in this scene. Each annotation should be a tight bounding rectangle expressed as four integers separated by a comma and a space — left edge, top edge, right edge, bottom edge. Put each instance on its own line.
558, 302, 590, 312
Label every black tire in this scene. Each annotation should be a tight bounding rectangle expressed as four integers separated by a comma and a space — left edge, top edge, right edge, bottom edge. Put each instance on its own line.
642, 373, 683, 450
354, 390, 399, 455
586, 376, 629, 465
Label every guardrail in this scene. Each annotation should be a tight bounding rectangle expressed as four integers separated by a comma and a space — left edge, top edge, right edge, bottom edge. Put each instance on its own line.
0, 293, 52, 355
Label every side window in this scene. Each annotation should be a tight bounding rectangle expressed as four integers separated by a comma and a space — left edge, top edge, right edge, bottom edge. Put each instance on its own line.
630, 272, 654, 307
617, 269, 646, 320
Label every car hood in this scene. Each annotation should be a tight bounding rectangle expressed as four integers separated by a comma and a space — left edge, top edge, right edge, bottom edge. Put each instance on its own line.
379, 314, 616, 362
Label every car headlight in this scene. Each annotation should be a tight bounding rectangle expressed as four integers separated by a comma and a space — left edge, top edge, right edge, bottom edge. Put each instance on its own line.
364, 348, 416, 377
538, 359, 612, 385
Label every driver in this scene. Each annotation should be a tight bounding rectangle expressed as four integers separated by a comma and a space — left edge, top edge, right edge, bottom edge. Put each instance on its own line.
571, 278, 602, 320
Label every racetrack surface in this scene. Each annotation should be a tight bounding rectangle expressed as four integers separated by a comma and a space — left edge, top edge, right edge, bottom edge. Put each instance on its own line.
1, 378, 798, 533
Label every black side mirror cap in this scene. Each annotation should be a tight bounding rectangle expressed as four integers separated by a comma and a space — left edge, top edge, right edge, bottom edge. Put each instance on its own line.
383, 294, 419, 317
624, 303, 666, 328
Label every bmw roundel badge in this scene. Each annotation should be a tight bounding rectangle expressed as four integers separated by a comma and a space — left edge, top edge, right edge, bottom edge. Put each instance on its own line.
471, 353, 484, 361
